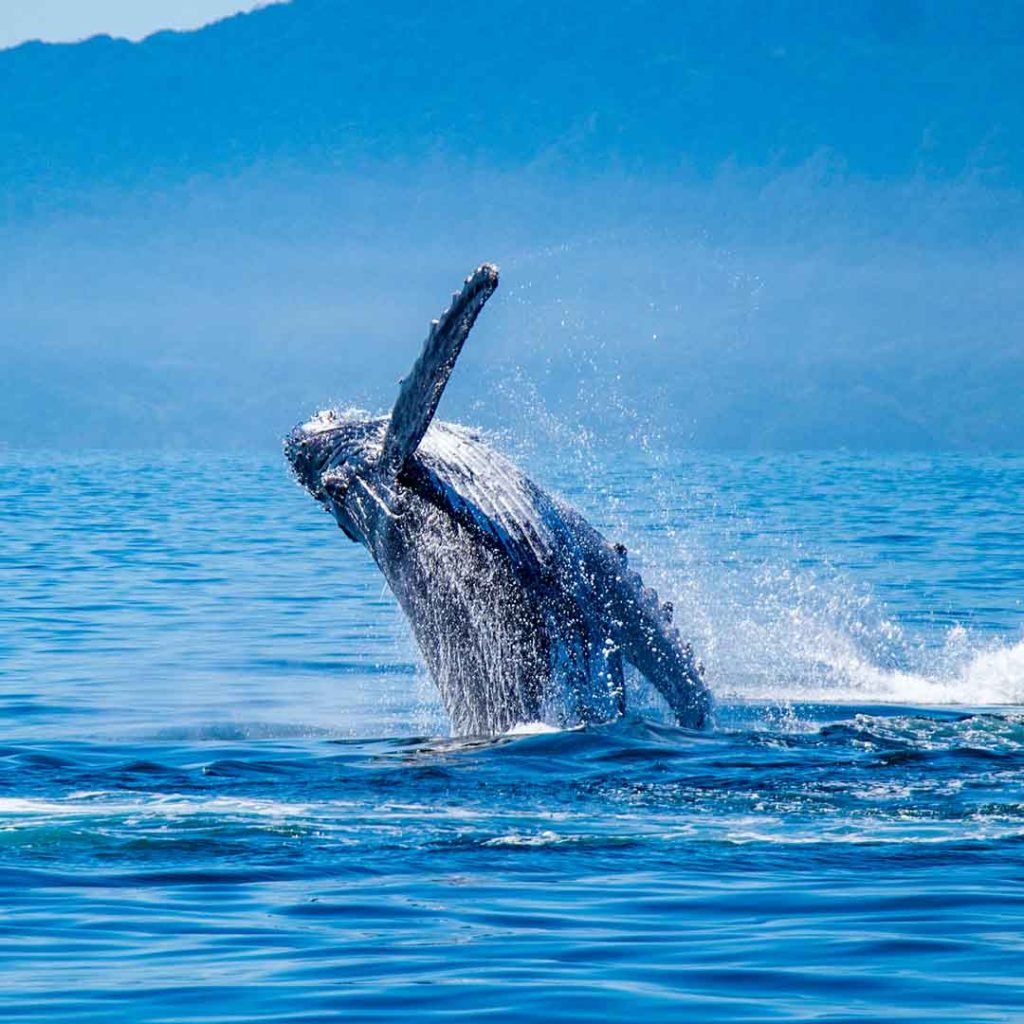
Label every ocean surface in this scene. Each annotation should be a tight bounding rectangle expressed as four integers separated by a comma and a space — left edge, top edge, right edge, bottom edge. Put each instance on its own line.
2, 448, 1024, 1022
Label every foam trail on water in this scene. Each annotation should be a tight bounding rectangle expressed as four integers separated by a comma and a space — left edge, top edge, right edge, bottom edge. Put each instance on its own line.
846, 634, 1024, 706
715, 630, 1024, 706
656, 539, 1024, 708
653, 542, 1024, 709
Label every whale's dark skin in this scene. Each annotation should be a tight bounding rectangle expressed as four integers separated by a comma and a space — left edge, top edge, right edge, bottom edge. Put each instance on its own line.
285, 264, 710, 735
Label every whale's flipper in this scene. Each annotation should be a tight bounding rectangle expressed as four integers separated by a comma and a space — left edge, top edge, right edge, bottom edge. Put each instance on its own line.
379, 263, 499, 482
597, 544, 710, 727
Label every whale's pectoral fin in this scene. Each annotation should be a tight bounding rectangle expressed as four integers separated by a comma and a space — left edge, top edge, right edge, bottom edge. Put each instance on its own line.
625, 625, 710, 729
608, 572, 711, 729
378, 263, 499, 483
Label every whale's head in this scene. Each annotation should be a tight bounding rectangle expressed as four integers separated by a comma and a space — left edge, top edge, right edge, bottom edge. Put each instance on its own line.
284, 409, 385, 541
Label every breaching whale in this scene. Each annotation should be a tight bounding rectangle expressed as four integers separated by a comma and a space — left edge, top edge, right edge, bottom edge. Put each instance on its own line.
285, 263, 710, 734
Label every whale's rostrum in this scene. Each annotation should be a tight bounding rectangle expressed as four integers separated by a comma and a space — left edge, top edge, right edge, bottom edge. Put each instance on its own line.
285, 263, 711, 735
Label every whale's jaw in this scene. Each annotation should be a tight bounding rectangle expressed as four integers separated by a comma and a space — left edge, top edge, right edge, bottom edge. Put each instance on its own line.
284, 413, 383, 499
283, 426, 332, 501
284, 414, 392, 547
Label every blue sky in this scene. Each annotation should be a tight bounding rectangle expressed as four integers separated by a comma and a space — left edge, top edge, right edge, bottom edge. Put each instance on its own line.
1, 0, 277, 49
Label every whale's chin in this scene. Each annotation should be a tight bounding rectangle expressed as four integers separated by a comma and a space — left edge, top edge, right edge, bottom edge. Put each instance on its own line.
283, 430, 329, 498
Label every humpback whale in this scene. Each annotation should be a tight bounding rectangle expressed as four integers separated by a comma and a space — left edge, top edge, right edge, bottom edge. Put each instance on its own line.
285, 264, 710, 734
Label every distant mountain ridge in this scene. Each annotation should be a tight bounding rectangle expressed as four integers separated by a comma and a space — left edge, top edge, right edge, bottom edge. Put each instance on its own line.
2, 0, 1022, 198
3, 1, 1022, 452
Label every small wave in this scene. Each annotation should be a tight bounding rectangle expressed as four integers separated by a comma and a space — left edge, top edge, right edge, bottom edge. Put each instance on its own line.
484, 830, 569, 847
503, 721, 570, 737
719, 824, 1024, 847
821, 710, 1024, 754
0, 793, 327, 823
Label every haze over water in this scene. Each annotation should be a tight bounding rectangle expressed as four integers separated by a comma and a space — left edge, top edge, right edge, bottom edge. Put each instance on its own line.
3, 448, 1024, 1021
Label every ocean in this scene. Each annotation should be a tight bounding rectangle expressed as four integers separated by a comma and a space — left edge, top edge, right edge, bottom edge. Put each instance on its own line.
2, 448, 1023, 1021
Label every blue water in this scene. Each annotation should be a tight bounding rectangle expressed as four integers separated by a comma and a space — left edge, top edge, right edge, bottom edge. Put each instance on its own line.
3, 449, 1024, 1021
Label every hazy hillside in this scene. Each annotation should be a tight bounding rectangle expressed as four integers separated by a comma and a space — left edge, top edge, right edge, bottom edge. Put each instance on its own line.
2, 0, 1022, 200
1, 1, 1021, 451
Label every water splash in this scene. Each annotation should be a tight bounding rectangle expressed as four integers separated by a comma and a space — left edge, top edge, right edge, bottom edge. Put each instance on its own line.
654, 529, 1024, 710
482, 381, 1024, 717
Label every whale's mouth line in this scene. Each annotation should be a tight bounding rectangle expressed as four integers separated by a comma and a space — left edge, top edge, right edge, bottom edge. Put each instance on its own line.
284, 428, 345, 501
352, 476, 403, 521
323, 468, 403, 528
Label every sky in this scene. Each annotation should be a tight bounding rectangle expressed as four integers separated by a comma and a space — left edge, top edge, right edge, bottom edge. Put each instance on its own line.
0, 0, 279, 49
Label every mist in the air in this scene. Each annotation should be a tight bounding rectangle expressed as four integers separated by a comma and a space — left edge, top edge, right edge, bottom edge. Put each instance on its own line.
4, 161, 1021, 452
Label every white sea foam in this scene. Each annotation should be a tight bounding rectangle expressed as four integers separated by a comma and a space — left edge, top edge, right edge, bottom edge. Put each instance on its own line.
628, 489, 1024, 711
503, 721, 566, 737
483, 829, 568, 847
714, 629, 1024, 707
0, 794, 328, 822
